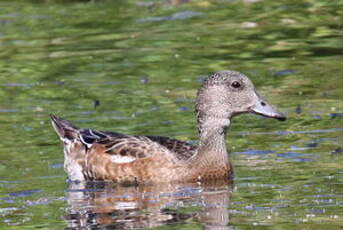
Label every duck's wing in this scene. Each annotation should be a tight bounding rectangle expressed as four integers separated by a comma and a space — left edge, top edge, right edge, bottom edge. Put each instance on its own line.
51, 115, 196, 163
145, 136, 197, 160
78, 129, 126, 148
93, 135, 169, 163
81, 131, 197, 162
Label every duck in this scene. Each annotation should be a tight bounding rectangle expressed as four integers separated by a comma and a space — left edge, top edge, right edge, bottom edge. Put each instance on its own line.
51, 70, 286, 183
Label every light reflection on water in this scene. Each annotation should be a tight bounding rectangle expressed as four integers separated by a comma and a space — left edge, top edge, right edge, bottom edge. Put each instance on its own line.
65, 181, 232, 230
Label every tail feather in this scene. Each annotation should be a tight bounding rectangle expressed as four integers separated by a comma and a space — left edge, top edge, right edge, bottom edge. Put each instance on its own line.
50, 114, 79, 141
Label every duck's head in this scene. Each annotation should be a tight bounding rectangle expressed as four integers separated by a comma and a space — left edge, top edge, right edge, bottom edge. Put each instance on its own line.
196, 70, 286, 128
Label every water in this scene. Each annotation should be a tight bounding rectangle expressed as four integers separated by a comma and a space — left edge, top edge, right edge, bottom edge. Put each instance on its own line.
0, 0, 342, 229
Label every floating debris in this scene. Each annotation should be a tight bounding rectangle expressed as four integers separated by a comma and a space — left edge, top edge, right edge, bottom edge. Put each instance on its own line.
295, 104, 302, 114
94, 100, 100, 109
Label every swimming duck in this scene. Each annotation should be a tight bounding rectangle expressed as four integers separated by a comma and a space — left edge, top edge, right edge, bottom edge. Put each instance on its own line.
51, 70, 286, 183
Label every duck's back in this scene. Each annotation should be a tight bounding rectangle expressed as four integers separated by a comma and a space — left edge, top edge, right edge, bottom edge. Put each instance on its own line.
80, 129, 197, 161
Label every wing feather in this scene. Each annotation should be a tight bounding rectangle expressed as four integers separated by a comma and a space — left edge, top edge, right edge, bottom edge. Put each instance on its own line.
78, 129, 197, 162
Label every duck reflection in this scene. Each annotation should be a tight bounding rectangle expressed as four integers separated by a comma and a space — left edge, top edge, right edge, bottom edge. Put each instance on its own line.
64, 180, 233, 230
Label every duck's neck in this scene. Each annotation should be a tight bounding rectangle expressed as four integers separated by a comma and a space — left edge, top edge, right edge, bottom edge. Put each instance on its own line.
191, 117, 231, 168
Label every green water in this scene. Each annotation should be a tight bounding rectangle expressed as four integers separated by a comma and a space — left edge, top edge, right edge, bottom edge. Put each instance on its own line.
0, 0, 342, 229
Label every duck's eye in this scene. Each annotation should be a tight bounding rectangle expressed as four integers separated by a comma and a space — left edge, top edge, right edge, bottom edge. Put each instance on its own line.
231, 81, 241, 88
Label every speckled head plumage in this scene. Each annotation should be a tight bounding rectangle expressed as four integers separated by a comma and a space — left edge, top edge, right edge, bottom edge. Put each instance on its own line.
196, 70, 285, 133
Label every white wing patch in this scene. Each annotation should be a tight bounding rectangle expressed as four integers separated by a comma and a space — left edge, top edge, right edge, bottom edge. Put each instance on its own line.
114, 201, 138, 210
110, 155, 136, 164
79, 134, 93, 149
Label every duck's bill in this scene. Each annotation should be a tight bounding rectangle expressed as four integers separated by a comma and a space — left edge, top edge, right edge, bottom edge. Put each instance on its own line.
250, 98, 286, 121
